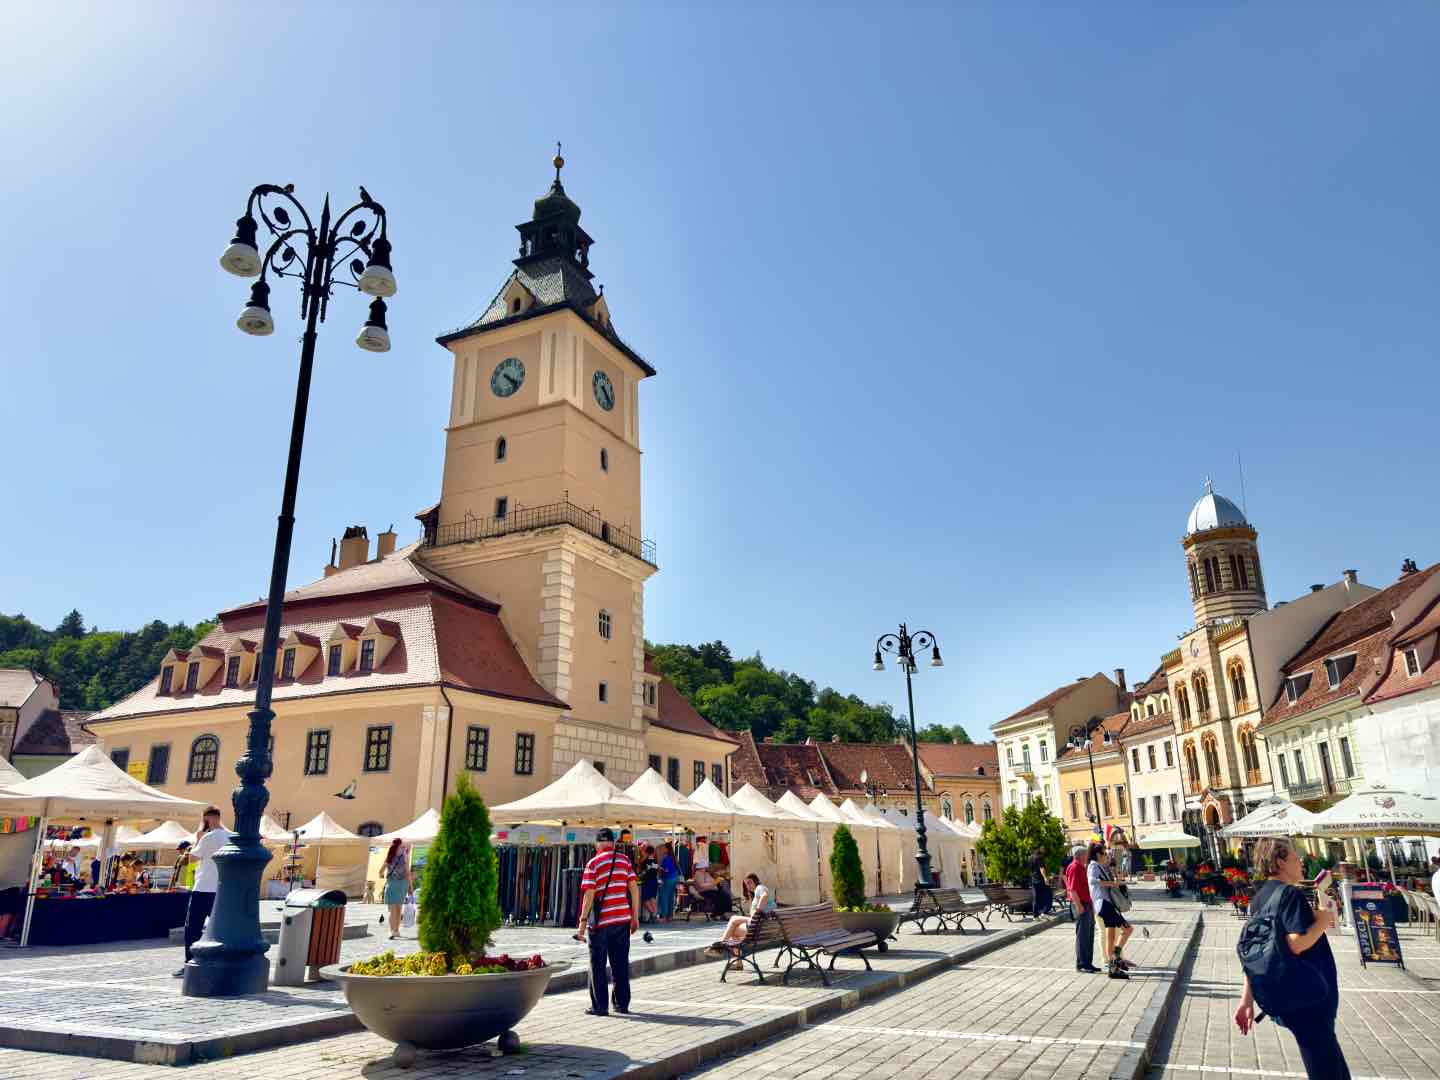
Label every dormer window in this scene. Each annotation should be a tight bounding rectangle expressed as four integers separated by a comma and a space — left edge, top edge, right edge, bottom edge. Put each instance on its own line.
360, 639, 376, 673
355, 617, 400, 673
1285, 672, 1313, 703
1323, 654, 1357, 690
281, 649, 296, 680
225, 656, 241, 689
496, 437, 507, 462
510, 297, 521, 313
327, 644, 343, 677
1405, 648, 1421, 677
160, 666, 174, 694
184, 662, 200, 692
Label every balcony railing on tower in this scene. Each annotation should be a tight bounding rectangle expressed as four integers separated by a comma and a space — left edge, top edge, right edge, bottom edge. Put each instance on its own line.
423, 497, 657, 567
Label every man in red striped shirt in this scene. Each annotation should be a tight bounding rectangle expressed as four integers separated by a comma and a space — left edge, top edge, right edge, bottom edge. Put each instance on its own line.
577, 828, 639, 1016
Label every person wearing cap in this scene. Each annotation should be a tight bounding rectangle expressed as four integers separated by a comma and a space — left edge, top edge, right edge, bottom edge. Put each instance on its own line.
1063, 843, 1099, 973
174, 807, 231, 978
168, 841, 193, 892
576, 828, 639, 1016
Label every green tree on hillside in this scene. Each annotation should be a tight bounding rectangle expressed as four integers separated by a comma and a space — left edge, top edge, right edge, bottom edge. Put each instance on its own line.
915, 723, 973, 745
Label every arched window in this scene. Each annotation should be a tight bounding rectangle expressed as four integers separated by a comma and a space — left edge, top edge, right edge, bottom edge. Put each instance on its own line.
964, 800, 975, 824
1194, 673, 1211, 715
1202, 734, 1222, 782
1176, 682, 1192, 723
1238, 726, 1261, 776
357, 822, 384, 838
1228, 659, 1248, 707
495, 436, 507, 462
187, 735, 220, 783
600, 448, 608, 472
941, 797, 952, 820
1203, 555, 1222, 593
598, 609, 612, 640
1230, 552, 1251, 590
981, 799, 993, 822
1183, 740, 1201, 788
1188, 560, 1200, 599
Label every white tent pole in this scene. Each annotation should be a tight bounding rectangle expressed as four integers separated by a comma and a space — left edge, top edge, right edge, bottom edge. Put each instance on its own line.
19, 813, 48, 949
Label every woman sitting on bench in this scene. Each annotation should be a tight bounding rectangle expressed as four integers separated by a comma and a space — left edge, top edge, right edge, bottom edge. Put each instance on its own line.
707, 873, 776, 969
688, 866, 731, 918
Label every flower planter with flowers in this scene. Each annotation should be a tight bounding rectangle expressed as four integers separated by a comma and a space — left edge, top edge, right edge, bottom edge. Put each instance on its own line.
322, 775, 567, 1068
1164, 875, 1183, 898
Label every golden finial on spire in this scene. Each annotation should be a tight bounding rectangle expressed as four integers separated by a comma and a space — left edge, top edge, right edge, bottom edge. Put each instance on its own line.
553, 141, 564, 182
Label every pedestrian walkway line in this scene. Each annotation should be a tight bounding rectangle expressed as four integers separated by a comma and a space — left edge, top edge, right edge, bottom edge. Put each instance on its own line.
0, 975, 182, 994
628, 997, 793, 1013
1155, 1063, 1404, 1080
961, 963, 1178, 975
805, 1020, 1146, 1051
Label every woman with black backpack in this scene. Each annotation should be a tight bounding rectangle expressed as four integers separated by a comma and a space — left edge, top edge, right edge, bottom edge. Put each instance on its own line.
1235, 837, 1349, 1079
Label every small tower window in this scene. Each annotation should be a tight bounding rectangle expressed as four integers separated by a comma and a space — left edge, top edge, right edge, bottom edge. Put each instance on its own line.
598, 609, 612, 640
359, 638, 376, 673
160, 665, 173, 694
496, 437, 507, 462
511, 297, 521, 313
600, 448, 608, 472
495, 497, 508, 519
598, 681, 608, 703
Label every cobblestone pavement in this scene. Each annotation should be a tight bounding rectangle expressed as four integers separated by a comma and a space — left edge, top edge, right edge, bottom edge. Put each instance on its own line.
685, 892, 1198, 1080
0, 893, 1046, 1078
1146, 906, 1440, 1080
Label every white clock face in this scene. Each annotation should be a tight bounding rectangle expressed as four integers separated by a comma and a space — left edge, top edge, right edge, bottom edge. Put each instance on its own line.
491, 358, 525, 397
592, 369, 615, 411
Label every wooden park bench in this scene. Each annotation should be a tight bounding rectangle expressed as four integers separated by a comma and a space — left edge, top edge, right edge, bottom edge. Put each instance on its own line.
899, 886, 989, 935
716, 909, 787, 983
771, 903, 877, 986
981, 883, 1038, 921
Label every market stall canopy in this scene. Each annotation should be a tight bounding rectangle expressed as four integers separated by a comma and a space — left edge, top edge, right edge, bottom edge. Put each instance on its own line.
489, 759, 661, 826
731, 784, 809, 821
1311, 787, 1440, 837
837, 798, 887, 829
260, 814, 295, 843
775, 791, 828, 822
294, 810, 366, 845
1135, 831, 1202, 850
377, 808, 441, 844
624, 769, 732, 829
1221, 797, 1317, 838
128, 820, 193, 849
689, 778, 763, 822
0, 757, 25, 788
807, 794, 853, 824
0, 745, 206, 821
862, 806, 916, 831
44, 835, 100, 849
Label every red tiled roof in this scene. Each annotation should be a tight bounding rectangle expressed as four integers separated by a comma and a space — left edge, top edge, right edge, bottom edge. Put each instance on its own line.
818, 742, 929, 795
14, 710, 96, 756
652, 679, 737, 744
373, 617, 402, 639
729, 731, 837, 802
915, 741, 999, 777
430, 594, 565, 709
1284, 564, 1440, 671
0, 669, 42, 709
1117, 710, 1174, 740
997, 674, 1102, 725
1056, 711, 1129, 761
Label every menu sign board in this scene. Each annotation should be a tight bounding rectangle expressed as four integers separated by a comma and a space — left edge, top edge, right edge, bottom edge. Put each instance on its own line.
1349, 886, 1405, 969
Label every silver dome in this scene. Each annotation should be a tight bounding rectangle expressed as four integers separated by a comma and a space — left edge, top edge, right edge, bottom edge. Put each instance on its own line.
1187, 480, 1247, 534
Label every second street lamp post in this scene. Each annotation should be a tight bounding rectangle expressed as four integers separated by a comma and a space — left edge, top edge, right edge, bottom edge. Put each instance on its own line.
859, 769, 887, 894
1067, 715, 1110, 845
873, 624, 943, 889
185, 184, 396, 998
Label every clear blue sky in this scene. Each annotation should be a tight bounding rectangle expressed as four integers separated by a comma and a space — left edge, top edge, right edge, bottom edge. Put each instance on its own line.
4, 3, 1438, 738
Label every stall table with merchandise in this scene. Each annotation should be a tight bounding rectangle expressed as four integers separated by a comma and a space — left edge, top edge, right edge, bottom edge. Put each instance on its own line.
24, 889, 191, 945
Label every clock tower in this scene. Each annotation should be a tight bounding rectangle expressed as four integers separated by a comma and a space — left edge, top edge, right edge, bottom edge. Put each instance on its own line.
419, 151, 658, 784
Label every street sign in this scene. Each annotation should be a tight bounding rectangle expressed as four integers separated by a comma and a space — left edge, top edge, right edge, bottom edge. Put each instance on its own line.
1349, 886, 1405, 969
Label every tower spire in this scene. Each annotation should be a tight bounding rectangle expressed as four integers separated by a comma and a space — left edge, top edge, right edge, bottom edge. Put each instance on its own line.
554, 142, 564, 183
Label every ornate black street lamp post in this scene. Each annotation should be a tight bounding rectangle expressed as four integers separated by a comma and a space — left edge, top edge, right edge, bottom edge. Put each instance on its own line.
859, 769, 888, 893
184, 185, 396, 997
1067, 715, 1111, 843
872, 624, 943, 888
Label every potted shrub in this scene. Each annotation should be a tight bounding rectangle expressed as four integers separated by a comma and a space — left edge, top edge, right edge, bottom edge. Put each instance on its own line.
829, 825, 899, 951
322, 774, 568, 1067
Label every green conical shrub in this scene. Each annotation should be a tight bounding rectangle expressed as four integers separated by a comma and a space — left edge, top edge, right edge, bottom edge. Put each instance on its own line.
830, 824, 866, 910
418, 772, 502, 958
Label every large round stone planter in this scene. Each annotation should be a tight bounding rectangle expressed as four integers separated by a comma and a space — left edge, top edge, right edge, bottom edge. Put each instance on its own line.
321, 960, 570, 1066
834, 910, 900, 951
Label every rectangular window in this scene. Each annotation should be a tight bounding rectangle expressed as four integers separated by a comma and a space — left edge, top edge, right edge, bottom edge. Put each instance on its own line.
598, 681, 608, 703
712, 763, 723, 788
1292, 749, 1306, 785
281, 648, 296, 680
1039, 740, 1048, 763
1068, 792, 1079, 820
644, 683, 657, 707
1116, 785, 1127, 815
667, 757, 680, 790
304, 730, 330, 776
159, 665, 173, 694
514, 733, 535, 775
1147, 745, 1157, 770
364, 725, 392, 772
1164, 740, 1174, 768
1006, 746, 1014, 766
146, 743, 170, 785
1339, 736, 1354, 778
359, 638, 375, 672
185, 662, 200, 692
1131, 748, 1141, 772
1405, 648, 1421, 677
1153, 795, 1163, 822
648, 753, 661, 773
1139, 799, 1147, 824
694, 761, 705, 790
465, 726, 489, 771
1324, 654, 1356, 690
1101, 788, 1112, 817
225, 656, 241, 688
1278, 753, 1291, 788
495, 496, 509, 519
110, 748, 130, 771
1169, 794, 1180, 820
598, 609, 612, 640
1318, 741, 1335, 790
1082, 790, 1093, 820
327, 644, 343, 676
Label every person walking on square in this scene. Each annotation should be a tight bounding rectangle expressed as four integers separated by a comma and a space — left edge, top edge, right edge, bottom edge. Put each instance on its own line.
577, 828, 639, 1016
1235, 837, 1349, 1080
1087, 843, 1133, 978
1030, 846, 1052, 917
1064, 844, 1099, 973
380, 838, 413, 940
173, 807, 231, 977
657, 842, 680, 921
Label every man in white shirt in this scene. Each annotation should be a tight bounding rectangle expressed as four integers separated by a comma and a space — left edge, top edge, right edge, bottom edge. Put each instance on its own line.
174, 807, 233, 977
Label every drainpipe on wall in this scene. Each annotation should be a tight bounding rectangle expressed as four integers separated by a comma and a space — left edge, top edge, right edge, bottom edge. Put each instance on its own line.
439, 685, 456, 805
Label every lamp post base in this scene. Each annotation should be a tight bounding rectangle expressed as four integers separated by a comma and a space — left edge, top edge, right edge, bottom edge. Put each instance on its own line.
182, 837, 273, 998
181, 953, 270, 997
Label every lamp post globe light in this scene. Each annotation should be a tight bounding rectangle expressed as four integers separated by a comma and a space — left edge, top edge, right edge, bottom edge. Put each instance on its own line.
184, 184, 396, 998
872, 624, 943, 888
1067, 715, 1111, 843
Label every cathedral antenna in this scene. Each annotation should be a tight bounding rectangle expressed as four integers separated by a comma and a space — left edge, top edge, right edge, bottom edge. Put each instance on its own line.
1238, 451, 1248, 517
553, 142, 564, 182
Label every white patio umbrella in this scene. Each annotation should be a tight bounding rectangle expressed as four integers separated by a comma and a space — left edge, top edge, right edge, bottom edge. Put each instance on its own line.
1312, 787, 1440, 884
1221, 797, 1318, 839
377, 808, 441, 845
0, 745, 206, 947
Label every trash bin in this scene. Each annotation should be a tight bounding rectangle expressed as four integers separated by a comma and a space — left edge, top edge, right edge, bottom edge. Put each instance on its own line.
275, 887, 347, 986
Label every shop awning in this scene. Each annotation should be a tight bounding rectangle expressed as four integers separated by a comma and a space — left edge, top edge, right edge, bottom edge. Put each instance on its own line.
1135, 831, 1202, 849
1311, 787, 1440, 838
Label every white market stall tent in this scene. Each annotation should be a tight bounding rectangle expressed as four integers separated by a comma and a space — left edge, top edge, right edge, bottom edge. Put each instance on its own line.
128, 820, 195, 851
491, 760, 658, 826
378, 808, 441, 845
731, 785, 828, 904
688, 778, 821, 905
292, 811, 369, 897
623, 769, 733, 831
0, 756, 26, 788
860, 805, 923, 893
774, 790, 838, 901
834, 798, 901, 896
0, 745, 207, 946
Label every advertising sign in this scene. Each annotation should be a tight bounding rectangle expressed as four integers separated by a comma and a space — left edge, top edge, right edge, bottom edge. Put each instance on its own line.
126, 760, 148, 781
1349, 886, 1405, 969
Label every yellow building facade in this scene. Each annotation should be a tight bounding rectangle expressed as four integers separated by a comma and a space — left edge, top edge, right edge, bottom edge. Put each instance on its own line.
1055, 713, 1134, 848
